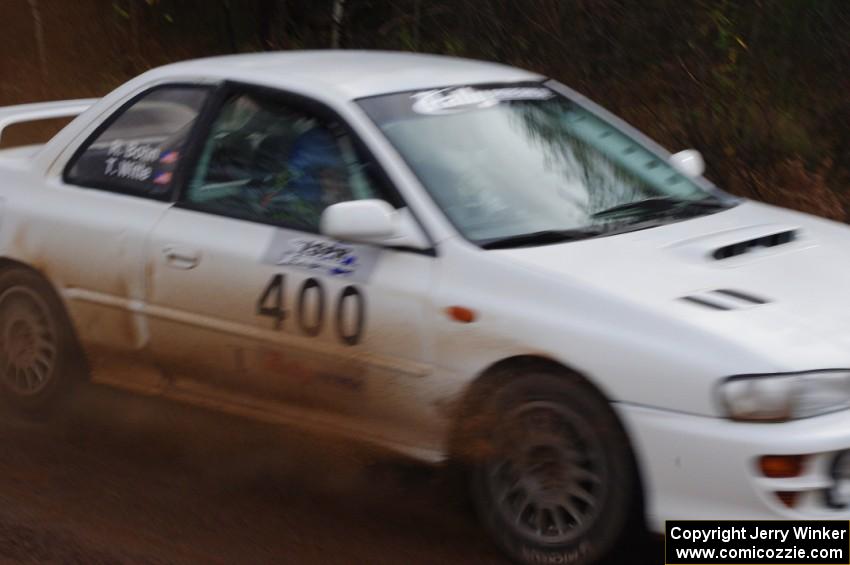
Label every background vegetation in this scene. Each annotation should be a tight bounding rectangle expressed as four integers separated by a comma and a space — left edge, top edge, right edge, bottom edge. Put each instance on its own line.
2, 0, 848, 219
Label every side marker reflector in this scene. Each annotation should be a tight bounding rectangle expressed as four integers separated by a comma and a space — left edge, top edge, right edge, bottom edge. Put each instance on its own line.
446, 306, 476, 323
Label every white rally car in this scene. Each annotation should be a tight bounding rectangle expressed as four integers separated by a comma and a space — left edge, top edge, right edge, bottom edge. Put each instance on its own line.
1, 51, 849, 564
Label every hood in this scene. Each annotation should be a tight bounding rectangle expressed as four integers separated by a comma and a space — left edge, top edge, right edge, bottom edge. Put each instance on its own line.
495, 200, 850, 371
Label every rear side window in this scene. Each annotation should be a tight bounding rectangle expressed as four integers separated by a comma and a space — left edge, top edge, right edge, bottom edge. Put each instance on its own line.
64, 86, 209, 198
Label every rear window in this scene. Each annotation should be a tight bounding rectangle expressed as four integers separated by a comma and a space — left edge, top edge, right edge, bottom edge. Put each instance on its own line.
64, 86, 209, 199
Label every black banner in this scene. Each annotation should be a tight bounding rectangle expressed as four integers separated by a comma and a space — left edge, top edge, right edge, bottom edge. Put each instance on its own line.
666, 520, 849, 564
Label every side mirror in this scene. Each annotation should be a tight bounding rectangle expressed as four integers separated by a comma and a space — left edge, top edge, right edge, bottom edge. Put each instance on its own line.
669, 149, 705, 178
320, 199, 429, 249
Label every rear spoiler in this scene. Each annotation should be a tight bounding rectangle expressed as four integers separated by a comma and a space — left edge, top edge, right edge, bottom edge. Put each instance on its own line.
0, 98, 98, 143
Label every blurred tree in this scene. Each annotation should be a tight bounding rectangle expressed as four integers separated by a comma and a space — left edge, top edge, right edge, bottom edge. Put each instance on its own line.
26, 0, 48, 96
2, 0, 848, 219
331, 0, 346, 48
257, 0, 278, 50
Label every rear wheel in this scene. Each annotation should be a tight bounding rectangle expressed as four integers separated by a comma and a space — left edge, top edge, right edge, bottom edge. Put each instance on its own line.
468, 370, 637, 565
0, 268, 83, 415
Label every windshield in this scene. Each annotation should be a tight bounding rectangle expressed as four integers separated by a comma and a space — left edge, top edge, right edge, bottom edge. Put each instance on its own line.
358, 84, 733, 246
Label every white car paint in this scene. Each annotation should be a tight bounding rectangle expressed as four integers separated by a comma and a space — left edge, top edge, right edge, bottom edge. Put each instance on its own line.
0, 50, 848, 533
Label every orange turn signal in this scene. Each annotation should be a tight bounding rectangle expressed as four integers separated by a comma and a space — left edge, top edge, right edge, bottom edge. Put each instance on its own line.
446, 306, 477, 323
759, 455, 806, 478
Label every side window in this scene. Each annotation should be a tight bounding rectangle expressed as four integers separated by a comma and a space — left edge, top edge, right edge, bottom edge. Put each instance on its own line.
65, 86, 209, 198
184, 92, 383, 232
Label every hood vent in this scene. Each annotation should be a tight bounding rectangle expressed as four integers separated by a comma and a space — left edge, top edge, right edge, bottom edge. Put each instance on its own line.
681, 289, 770, 311
712, 229, 797, 260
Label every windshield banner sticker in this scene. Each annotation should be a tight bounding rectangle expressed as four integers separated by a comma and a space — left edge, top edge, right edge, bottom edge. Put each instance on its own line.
411, 86, 554, 115
261, 230, 380, 283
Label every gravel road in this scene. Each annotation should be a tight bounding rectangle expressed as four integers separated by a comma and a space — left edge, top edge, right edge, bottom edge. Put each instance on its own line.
0, 384, 661, 564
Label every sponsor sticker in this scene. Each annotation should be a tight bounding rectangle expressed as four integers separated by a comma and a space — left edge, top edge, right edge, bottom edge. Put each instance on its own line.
411, 86, 554, 115
261, 229, 380, 283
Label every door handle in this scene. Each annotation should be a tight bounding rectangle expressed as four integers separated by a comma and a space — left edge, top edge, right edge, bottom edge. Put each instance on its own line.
162, 245, 201, 269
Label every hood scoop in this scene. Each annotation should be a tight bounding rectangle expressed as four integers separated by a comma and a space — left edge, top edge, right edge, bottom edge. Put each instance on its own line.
681, 289, 770, 311
712, 229, 797, 260
667, 224, 803, 266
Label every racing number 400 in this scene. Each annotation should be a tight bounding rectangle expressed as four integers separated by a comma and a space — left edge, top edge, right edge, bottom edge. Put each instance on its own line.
256, 274, 365, 346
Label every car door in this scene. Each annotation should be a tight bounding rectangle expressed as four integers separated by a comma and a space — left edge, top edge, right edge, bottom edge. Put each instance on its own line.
30, 84, 211, 391
145, 84, 435, 441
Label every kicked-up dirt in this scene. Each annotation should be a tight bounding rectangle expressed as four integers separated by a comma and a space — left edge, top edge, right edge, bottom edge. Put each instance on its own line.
0, 383, 662, 564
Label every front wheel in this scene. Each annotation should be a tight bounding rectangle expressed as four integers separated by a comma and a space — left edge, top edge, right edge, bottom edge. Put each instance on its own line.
469, 371, 638, 565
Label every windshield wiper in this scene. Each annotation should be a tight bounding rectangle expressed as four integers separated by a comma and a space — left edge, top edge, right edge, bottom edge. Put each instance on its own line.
592, 195, 731, 220
480, 228, 604, 250
479, 196, 733, 249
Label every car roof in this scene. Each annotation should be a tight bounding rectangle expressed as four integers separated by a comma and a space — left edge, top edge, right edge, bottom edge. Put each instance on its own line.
151, 50, 544, 100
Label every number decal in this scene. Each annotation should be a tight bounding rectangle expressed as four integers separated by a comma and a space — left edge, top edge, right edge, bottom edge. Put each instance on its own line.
336, 286, 365, 346
257, 274, 365, 345
256, 274, 286, 329
297, 278, 325, 337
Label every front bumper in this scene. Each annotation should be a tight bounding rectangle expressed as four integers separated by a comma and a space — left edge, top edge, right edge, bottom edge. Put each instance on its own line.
616, 403, 850, 531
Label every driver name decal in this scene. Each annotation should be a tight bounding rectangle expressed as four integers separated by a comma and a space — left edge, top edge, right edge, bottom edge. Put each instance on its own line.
103, 139, 161, 181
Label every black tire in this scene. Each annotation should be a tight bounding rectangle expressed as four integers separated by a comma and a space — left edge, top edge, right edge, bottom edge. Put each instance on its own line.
467, 369, 637, 565
0, 267, 84, 415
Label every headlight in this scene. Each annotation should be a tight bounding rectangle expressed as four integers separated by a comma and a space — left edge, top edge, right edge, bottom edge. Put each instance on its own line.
719, 370, 850, 421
